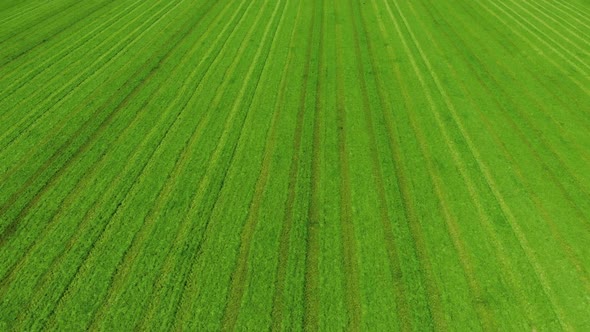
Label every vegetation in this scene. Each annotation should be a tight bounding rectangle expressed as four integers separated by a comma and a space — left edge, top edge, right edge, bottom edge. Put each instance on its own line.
0, 0, 588, 330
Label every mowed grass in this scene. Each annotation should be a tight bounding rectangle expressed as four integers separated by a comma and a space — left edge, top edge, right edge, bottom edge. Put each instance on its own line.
0, 0, 589, 330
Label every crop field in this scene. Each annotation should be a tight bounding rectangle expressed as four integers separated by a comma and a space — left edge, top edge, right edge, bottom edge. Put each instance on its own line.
0, 0, 589, 330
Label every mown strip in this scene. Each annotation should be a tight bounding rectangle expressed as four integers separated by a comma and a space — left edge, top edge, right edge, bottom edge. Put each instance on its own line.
303, 0, 325, 328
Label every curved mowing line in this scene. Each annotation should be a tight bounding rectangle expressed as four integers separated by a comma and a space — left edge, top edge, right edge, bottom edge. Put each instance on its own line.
6, 0, 204, 314
442, 0, 590, 210
0, 0, 171, 141
496, 80, 590, 197
448, 0, 590, 162
470, 0, 590, 95
350, 0, 413, 330
460, 0, 590, 182
446, 2, 590, 312
334, 0, 363, 329
130, 0, 270, 328
53, 8, 235, 330
369, 0, 447, 329
386, 0, 574, 328
0, 1, 46, 26
82, 1, 241, 329
460, 103, 560, 324
0, 0, 179, 183
494, 0, 590, 69
304, 0, 324, 329
0, 0, 81, 45
543, 0, 590, 28
487, 61, 590, 196
447, 17, 590, 284
270, 1, 315, 330
485, 0, 590, 74
451, 0, 590, 126
0, 0, 146, 104
42, 87, 189, 330
33, 60, 194, 329
168, 0, 291, 328
381, 1, 497, 329
37, 7, 218, 325
0, 0, 222, 302
0, 0, 186, 231
422, 0, 590, 295
10, 2, 242, 326
220, 0, 298, 330
0, 0, 179, 238
0, 0, 148, 184
0, 0, 117, 69
506, 0, 590, 49
0, 0, 207, 182
518, 0, 590, 46
0, 0, 174, 147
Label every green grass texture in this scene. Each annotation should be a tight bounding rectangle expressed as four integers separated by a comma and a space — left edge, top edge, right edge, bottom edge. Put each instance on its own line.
0, 0, 589, 330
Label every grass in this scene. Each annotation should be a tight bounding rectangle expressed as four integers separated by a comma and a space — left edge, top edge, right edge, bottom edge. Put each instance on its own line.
0, 0, 589, 330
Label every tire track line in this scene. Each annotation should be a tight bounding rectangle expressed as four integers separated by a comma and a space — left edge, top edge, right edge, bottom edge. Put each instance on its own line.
379, 1, 498, 328
42, 77, 188, 330
0, 0, 80, 44
304, 0, 325, 329
0, 1, 46, 26
495, 0, 590, 69
454, 0, 590, 192
421, 0, 590, 290
387, 0, 573, 328
38, 5, 206, 324
130, 0, 269, 328
0, 0, 145, 104
333, 0, 363, 329
471, 0, 590, 95
83, 0, 236, 326
220, 0, 299, 329
444, 0, 590, 210
370, 0, 449, 329
0, 0, 169, 181
270, 1, 315, 329
0, 0, 217, 233
0, 0, 174, 148
0, 0, 178, 241
169, 0, 290, 327
7, 3, 228, 327
406, 0, 565, 326
28, 72, 178, 330
544, 0, 590, 28
46, 1, 234, 326
349, 0, 412, 330
0, 0, 117, 68
0, 0, 182, 220
519, 0, 590, 46
0, 3, 183, 252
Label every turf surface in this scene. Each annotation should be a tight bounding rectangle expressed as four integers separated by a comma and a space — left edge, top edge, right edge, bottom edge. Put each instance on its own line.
0, 0, 589, 330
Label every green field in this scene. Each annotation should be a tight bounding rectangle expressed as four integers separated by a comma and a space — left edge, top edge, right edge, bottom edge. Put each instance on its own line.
0, 0, 589, 330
